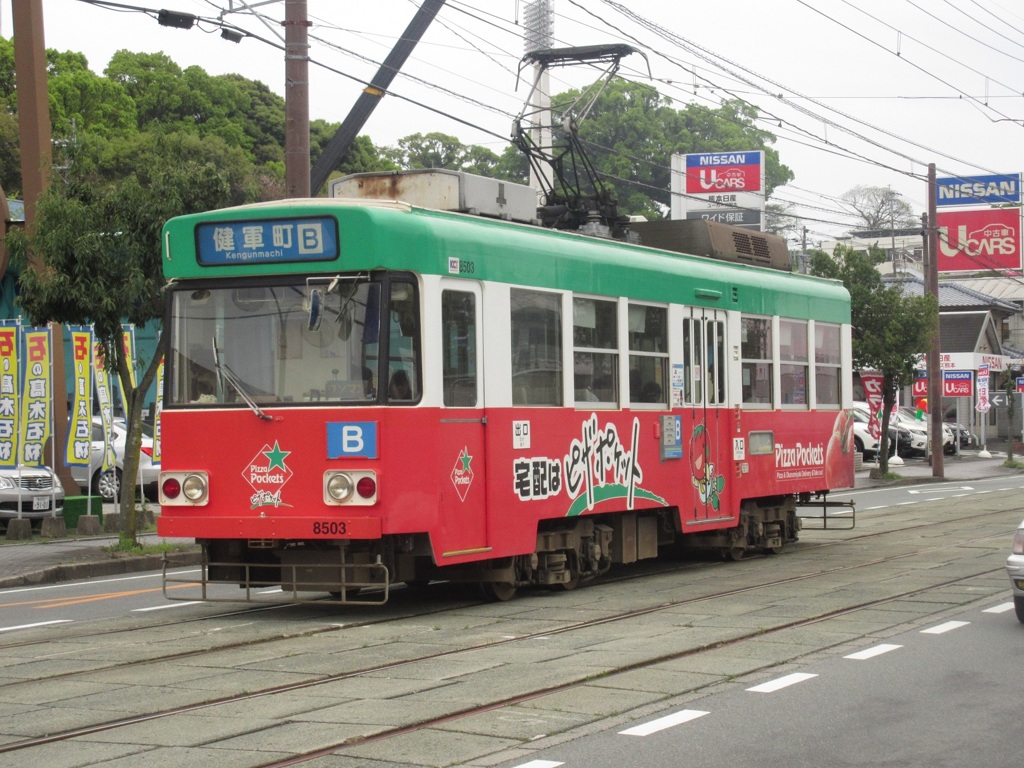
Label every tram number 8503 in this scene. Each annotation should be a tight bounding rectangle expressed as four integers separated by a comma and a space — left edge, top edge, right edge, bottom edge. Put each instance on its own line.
312, 521, 349, 535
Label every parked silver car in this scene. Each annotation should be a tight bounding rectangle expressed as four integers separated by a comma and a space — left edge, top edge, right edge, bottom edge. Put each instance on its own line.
0, 465, 65, 527
69, 419, 158, 501
1007, 519, 1024, 624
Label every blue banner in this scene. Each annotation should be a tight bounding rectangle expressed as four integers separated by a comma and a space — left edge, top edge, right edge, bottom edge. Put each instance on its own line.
936, 174, 1020, 206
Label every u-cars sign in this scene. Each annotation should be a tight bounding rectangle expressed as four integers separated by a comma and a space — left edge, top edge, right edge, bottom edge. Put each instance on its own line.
684, 152, 764, 194
936, 208, 1022, 272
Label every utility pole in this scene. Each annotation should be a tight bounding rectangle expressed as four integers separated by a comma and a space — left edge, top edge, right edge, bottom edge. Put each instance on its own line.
12, 0, 77, 494
283, 0, 310, 198
926, 163, 944, 477
523, 0, 553, 199
309, 0, 447, 195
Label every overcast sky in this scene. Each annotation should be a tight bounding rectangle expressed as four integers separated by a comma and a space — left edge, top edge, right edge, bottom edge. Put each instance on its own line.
5, 0, 1024, 243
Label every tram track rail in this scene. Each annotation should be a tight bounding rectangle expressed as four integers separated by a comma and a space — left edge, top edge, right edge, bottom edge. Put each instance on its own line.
0, 502, 1016, 760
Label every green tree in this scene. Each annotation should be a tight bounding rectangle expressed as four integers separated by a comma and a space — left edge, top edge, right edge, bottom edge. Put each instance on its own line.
535, 80, 792, 220
7, 153, 234, 545
810, 243, 938, 473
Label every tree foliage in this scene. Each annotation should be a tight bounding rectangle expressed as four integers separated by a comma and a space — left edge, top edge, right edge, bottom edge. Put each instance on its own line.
810, 243, 938, 472
551, 81, 793, 219
7, 150, 234, 544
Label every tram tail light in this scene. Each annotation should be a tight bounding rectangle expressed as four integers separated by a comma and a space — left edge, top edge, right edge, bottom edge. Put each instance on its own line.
160, 471, 209, 506
324, 470, 377, 506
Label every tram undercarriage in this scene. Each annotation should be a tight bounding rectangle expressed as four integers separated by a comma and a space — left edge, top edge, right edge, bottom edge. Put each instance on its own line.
164, 497, 805, 605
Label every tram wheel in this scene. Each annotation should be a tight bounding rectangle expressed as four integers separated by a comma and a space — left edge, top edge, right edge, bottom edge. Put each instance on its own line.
766, 543, 785, 555
481, 581, 517, 602
724, 547, 745, 562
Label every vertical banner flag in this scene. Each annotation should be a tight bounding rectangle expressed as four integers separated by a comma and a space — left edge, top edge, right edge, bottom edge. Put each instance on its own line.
66, 326, 94, 467
92, 340, 116, 472
118, 325, 138, 419
0, 322, 19, 467
153, 356, 164, 466
859, 371, 885, 440
977, 363, 991, 413
19, 327, 51, 465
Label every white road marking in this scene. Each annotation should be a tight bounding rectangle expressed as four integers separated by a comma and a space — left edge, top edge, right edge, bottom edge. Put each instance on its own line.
844, 643, 902, 660
133, 601, 203, 612
746, 672, 817, 693
921, 620, 969, 634
510, 762, 564, 768
907, 486, 974, 494
982, 603, 1015, 614
0, 620, 73, 633
619, 709, 709, 736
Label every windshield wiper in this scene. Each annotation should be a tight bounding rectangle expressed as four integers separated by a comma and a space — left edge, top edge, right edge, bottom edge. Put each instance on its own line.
212, 338, 272, 421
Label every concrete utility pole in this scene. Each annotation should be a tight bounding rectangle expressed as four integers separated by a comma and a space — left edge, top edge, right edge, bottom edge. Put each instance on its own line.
309, 0, 447, 195
927, 163, 944, 477
283, 0, 310, 198
523, 0, 554, 198
12, 0, 77, 494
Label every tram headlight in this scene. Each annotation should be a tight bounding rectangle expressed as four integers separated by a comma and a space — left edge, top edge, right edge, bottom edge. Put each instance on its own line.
159, 471, 209, 506
323, 470, 377, 505
182, 474, 208, 502
326, 472, 355, 502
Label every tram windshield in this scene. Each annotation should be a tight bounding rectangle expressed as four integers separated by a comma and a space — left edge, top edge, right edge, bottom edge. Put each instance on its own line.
167, 277, 420, 407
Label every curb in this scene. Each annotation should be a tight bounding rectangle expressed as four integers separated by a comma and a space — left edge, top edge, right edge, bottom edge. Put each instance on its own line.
0, 551, 203, 589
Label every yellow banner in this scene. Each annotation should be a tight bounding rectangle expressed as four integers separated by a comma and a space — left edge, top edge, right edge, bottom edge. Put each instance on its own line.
0, 323, 19, 467
153, 356, 164, 465
66, 327, 94, 466
92, 341, 116, 472
19, 327, 51, 466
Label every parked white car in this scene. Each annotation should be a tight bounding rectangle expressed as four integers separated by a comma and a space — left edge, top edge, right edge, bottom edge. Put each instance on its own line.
69, 419, 158, 501
850, 408, 893, 460
0, 465, 65, 528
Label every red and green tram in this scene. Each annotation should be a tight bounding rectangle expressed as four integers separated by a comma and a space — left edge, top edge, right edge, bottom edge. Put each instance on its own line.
157, 173, 854, 604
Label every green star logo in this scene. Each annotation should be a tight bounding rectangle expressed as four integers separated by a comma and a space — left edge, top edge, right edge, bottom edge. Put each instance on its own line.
263, 440, 290, 471
460, 449, 472, 472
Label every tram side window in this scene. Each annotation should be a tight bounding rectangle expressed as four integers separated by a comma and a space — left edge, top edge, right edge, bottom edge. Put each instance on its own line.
628, 303, 668, 406
682, 318, 704, 405
741, 316, 772, 407
386, 281, 421, 403
573, 297, 617, 405
779, 319, 808, 407
511, 289, 563, 406
442, 290, 477, 407
707, 319, 725, 404
815, 322, 842, 407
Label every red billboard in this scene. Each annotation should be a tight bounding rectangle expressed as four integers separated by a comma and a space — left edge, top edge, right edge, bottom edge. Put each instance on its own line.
684, 152, 764, 194
936, 207, 1021, 272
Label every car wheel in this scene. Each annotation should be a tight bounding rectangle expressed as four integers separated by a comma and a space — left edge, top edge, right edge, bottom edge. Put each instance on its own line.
92, 468, 122, 501
854, 436, 865, 455
1015, 595, 1024, 624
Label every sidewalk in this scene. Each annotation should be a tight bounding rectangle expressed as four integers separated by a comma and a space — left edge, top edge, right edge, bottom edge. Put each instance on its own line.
1, 449, 1021, 591
855, 444, 1024, 488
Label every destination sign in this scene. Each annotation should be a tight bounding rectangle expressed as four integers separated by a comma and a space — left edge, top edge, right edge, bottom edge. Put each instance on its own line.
196, 216, 339, 265
936, 173, 1020, 207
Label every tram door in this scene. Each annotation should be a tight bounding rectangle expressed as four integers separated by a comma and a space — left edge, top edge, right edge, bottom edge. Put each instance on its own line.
437, 280, 488, 555
681, 308, 730, 521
